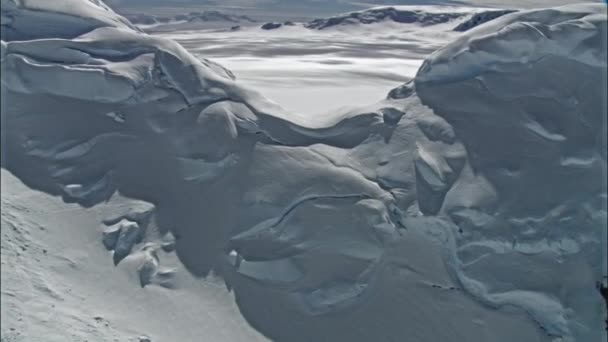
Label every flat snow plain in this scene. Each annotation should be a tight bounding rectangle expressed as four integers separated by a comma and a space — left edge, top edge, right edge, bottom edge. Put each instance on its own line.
149, 8, 477, 116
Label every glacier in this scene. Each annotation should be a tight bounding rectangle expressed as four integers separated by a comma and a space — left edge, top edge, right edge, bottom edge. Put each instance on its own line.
1, 1, 606, 342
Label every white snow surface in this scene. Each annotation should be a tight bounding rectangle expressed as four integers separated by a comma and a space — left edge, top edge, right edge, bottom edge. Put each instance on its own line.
0, 0, 138, 41
1, 1, 607, 342
417, 3, 607, 82
1, 169, 268, 342
142, 5, 520, 116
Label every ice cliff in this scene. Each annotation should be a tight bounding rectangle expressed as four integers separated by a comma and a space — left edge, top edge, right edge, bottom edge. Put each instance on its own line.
1, 1, 606, 342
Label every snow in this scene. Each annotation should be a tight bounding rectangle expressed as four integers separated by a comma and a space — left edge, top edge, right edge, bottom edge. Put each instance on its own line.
415, 5, 607, 340
124, 10, 255, 27
302, 6, 481, 30
416, 4, 607, 83
139, 5, 524, 116
151, 19, 454, 116
0, 0, 138, 41
1, 1, 606, 342
453, 9, 518, 32
0, 170, 268, 341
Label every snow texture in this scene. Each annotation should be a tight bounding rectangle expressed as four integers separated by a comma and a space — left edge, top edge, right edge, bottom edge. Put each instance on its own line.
125, 10, 256, 26
1, 1, 606, 342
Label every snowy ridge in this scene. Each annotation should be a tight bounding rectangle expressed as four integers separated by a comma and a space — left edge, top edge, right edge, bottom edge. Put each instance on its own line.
304, 6, 467, 30
1, 1, 606, 342
453, 9, 517, 31
257, 6, 517, 32
417, 3, 607, 83
124, 10, 256, 26
0, 0, 138, 40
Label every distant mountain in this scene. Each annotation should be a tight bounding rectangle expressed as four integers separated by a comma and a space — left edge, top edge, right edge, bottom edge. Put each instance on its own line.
304, 7, 466, 30
259, 6, 517, 31
452, 9, 516, 31
261, 21, 296, 30
124, 10, 255, 25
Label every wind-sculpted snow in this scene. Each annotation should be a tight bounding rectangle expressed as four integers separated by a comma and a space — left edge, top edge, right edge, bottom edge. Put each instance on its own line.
0, 0, 138, 41
415, 4, 607, 340
1, 1, 606, 342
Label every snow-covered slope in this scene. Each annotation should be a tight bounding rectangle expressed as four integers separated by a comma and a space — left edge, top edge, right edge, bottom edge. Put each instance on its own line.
0, 0, 138, 41
1, 169, 268, 342
452, 9, 517, 31
413, 4, 607, 340
1, 1, 606, 342
124, 10, 256, 28
159, 5, 507, 116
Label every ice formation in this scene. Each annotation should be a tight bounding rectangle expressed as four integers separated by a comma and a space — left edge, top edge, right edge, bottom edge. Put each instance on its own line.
1, 1, 606, 342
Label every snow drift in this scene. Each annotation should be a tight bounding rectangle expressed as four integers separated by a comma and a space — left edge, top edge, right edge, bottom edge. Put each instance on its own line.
1, 1, 606, 342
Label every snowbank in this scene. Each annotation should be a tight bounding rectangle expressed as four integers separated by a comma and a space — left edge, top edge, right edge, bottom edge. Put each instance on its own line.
415, 4, 607, 340
0, 0, 138, 40
1, 1, 606, 342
